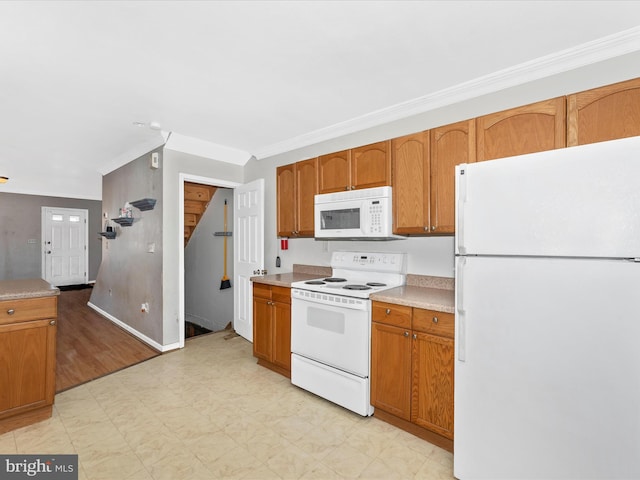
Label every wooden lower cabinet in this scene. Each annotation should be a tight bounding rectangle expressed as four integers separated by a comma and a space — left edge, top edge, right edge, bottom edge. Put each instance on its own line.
252, 283, 291, 377
371, 322, 412, 420
0, 295, 57, 434
411, 331, 454, 440
371, 301, 454, 451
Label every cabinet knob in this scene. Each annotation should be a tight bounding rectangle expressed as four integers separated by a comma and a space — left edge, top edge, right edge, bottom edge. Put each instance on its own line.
424, 226, 429, 231
7, 308, 15, 315
431, 226, 436, 231
413, 333, 417, 340
432, 316, 439, 324
49, 320, 56, 326
385, 308, 391, 315
403, 331, 409, 337
351, 186, 355, 190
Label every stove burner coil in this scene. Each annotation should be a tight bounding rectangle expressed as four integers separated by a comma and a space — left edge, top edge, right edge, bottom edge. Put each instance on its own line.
305, 280, 326, 285
343, 284, 372, 290
323, 277, 347, 283
366, 282, 387, 287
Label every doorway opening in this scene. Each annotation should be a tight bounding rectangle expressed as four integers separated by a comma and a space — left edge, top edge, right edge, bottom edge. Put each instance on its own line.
178, 174, 239, 348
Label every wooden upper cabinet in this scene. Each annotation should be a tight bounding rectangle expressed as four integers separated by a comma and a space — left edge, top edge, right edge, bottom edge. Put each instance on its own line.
318, 150, 351, 193
294, 158, 318, 236
476, 97, 566, 162
430, 119, 476, 234
392, 132, 430, 235
567, 77, 640, 146
276, 163, 296, 237
318, 142, 391, 194
351, 140, 391, 190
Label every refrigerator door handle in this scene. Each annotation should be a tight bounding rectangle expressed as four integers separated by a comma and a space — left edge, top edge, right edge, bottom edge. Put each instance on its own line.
456, 165, 467, 255
456, 257, 466, 362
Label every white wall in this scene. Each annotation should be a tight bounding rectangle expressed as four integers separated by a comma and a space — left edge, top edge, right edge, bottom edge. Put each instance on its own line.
243, 51, 640, 278
184, 188, 234, 332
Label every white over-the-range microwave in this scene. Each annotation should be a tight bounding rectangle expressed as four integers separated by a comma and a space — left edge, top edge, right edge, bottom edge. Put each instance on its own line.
314, 186, 406, 240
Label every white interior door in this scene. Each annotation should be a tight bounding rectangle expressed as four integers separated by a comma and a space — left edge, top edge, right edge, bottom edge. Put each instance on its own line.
233, 178, 264, 341
42, 207, 88, 286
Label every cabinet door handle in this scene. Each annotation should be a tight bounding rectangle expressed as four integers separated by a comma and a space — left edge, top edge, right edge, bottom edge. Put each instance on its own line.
432, 316, 439, 324
403, 331, 409, 337
49, 320, 56, 326
7, 308, 15, 315
385, 308, 391, 315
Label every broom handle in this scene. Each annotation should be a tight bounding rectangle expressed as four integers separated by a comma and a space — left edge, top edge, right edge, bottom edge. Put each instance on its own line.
223, 200, 228, 277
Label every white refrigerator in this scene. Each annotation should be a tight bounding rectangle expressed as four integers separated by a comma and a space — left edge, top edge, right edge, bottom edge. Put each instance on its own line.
454, 136, 640, 479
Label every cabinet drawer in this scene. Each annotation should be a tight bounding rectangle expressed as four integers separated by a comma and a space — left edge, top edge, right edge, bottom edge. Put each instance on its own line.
412, 308, 454, 338
271, 286, 291, 305
0, 296, 57, 325
372, 301, 412, 329
253, 283, 272, 300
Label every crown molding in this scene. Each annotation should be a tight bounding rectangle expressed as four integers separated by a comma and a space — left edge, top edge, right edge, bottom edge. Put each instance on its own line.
99, 136, 166, 175
252, 26, 640, 160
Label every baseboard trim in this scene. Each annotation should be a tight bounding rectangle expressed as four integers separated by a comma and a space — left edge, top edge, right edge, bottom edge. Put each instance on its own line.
87, 302, 179, 353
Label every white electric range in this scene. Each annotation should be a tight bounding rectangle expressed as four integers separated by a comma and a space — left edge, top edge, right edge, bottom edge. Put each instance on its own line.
290, 251, 407, 416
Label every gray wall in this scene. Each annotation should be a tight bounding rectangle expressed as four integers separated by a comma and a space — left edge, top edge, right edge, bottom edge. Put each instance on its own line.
0, 192, 102, 281
185, 188, 234, 332
89, 149, 164, 345
244, 52, 640, 279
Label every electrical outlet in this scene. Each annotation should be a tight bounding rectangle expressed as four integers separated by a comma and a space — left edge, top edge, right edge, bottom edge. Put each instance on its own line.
141, 302, 149, 313
151, 152, 159, 169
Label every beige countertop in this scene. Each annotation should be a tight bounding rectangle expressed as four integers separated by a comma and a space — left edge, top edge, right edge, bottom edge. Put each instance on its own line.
370, 285, 455, 313
251, 266, 455, 314
0, 278, 60, 301
250, 272, 322, 287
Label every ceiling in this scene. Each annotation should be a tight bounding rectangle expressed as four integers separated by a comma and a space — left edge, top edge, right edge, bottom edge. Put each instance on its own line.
1, 1, 640, 200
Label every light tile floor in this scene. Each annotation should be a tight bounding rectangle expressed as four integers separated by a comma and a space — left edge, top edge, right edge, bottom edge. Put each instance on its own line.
0, 331, 455, 479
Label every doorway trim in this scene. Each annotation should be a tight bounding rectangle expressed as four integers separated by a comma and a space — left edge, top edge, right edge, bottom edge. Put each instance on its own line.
178, 173, 240, 348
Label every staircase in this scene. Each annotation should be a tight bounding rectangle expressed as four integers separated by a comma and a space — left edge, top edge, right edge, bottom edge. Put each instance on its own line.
184, 182, 217, 246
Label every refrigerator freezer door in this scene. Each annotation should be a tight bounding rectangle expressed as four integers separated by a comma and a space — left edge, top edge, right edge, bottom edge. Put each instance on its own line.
454, 255, 640, 479
455, 136, 640, 258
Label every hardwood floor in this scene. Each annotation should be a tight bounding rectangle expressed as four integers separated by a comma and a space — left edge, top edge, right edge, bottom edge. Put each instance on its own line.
55, 287, 160, 392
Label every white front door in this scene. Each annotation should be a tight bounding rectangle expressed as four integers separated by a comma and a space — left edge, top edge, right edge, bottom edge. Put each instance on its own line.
42, 207, 88, 286
233, 178, 264, 342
